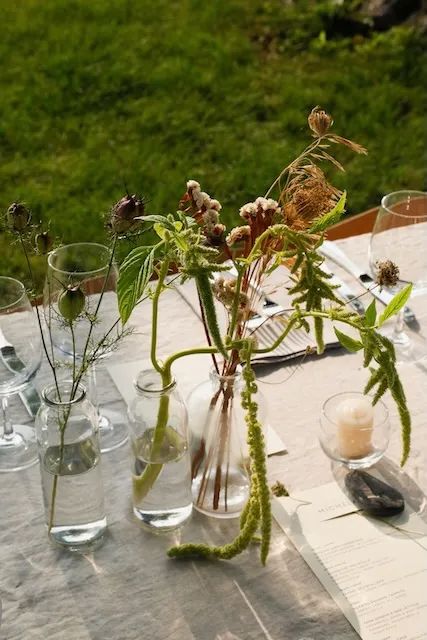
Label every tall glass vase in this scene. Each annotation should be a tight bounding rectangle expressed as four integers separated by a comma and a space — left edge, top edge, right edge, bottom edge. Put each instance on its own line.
128, 370, 192, 531
36, 381, 107, 551
187, 369, 265, 518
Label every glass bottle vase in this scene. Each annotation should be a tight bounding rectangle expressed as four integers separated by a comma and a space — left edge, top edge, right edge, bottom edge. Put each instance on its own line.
127, 369, 192, 531
35, 381, 107, 551
187, 369, 265, 518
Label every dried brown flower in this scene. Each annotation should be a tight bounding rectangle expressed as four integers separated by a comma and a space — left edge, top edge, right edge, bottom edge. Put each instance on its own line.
308, 106, 333, 137
109, 194, 144, 234
6, 202, 31, 233
35, 231, 54, 255
226, 225, 251, 247
375, 260, 400, 288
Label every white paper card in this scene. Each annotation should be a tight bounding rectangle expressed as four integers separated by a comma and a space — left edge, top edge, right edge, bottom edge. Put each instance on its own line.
273, 482, 427, 640
107, 358, 287, 456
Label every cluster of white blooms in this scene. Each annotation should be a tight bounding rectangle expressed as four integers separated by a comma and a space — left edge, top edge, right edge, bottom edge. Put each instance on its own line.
186, 179, 222, 213
226, 225, 251, 247
239, 197, 281, 221
186, 179, 223, 236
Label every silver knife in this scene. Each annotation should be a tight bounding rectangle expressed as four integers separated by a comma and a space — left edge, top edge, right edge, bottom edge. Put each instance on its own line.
0, 327, 41, 418
318, 240, 416, 326
321, 262, 365, 315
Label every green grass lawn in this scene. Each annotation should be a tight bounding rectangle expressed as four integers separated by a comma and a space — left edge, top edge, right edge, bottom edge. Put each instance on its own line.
1, 0, 426, 285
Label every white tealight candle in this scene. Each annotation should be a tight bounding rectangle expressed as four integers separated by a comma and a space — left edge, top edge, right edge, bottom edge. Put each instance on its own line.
336, 397, 374, 459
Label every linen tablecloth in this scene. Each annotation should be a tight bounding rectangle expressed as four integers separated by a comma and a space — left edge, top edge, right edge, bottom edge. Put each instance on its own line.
0, 233, 426, 640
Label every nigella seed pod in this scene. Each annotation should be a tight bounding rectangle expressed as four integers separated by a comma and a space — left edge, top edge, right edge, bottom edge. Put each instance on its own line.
35, 231, 54, 255
6, 202, 31, 232
109, 194, 144, 234
58, 286, 85, 322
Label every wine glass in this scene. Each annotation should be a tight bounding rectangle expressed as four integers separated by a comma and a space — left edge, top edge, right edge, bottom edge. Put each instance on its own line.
0, 277, 41, 471
44, 243, 127, 452
369, 190, 427, 362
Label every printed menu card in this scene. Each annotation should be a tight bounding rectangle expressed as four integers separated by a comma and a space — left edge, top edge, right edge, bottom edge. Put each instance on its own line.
272, 482, 427, 640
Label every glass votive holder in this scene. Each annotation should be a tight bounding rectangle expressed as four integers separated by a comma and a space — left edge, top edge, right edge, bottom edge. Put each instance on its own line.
319, 391, 390, 469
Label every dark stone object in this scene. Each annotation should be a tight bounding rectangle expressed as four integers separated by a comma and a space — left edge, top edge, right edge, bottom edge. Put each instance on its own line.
345, 470, 405, 517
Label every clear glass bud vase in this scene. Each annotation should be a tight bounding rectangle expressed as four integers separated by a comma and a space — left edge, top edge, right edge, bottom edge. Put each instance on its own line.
187, 369, 265, 518
128, 370, 192, 531
35, 382, 106, 551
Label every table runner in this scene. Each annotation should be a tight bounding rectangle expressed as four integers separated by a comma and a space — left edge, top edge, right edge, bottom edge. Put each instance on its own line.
0, 233, 426, 640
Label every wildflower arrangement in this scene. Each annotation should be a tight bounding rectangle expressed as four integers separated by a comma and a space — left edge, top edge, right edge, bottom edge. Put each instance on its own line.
117, 107, 412, 565
3, 204, 132, 531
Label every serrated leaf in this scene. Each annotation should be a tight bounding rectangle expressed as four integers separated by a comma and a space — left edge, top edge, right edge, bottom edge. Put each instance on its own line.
117, 245, 158, 323
308, 191, 347, 234
364, 299, 376, 327
377, 284, 412, 327
334, 327, 363, 352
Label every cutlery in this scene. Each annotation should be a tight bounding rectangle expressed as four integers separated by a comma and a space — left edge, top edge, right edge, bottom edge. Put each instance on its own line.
0, 328, 41, 418
318, 240, 416, 326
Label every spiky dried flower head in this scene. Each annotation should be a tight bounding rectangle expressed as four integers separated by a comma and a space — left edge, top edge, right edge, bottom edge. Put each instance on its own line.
226, 225, 251, 247
308, 106, 333, 137
375, 260, 400, 289
6, 202, 31, 233
58, 285, 85, 322
109, 194, 144, 234
35, 230, 54, 255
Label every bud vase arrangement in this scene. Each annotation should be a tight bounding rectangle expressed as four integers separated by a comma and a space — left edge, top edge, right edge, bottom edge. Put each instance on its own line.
117, 107, 412, 564
3, 207, 133, 549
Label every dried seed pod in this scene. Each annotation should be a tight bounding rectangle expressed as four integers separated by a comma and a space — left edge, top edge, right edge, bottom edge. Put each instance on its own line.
35, 231, 54, 255
109, 194, 144, 234
308, 106, 333, 137
6, 202, 31, 232
58, 285, 85, 322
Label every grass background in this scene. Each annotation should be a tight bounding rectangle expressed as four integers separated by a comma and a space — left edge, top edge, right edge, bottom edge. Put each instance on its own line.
0, 0, 426, 284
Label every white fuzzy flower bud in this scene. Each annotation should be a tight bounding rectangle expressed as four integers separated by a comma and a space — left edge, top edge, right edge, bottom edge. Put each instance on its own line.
187, 179, 201, 192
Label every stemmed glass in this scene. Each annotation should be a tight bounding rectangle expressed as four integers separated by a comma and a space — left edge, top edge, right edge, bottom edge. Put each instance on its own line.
369, 190, 427, 362
44, 243, 127, 452
0, 277, 41, 471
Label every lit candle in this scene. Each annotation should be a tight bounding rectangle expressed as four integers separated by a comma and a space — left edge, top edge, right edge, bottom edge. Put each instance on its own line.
336, 397, 373, 459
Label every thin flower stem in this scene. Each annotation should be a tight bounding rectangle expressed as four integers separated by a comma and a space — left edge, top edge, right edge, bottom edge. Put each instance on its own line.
264, 137, 324, 198
150, 258, 170, 374
19, 234, 61, 397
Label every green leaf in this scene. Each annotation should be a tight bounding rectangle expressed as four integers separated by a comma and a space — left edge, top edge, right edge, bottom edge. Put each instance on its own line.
308, 191, 347, 233
153, 222, 167, 240
334, 327, 363, 352
117, 245, 159, 323
364, 299, 377, 327
377, 284, 412, 327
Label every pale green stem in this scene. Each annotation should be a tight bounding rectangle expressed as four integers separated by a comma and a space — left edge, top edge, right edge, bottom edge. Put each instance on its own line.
150, 258, 170, 374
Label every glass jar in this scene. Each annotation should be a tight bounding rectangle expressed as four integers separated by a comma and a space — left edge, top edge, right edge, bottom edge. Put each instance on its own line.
128, 370, 192, 531
36, 382, 106, 551
187, 368, 265, 518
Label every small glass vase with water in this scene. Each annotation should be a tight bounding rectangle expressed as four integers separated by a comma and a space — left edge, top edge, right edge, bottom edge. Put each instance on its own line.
36, 381, 107, 551
127, 370, 192, 531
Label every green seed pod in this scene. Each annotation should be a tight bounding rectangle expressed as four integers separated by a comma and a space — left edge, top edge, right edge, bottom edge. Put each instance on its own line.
6, 202, 31, 232
35, 231, 54, 255
58, 286, 85, 322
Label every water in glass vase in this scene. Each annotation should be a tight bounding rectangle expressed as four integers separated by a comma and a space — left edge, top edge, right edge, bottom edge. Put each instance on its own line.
41, 437, 106, 550
131, 428, 192, 531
